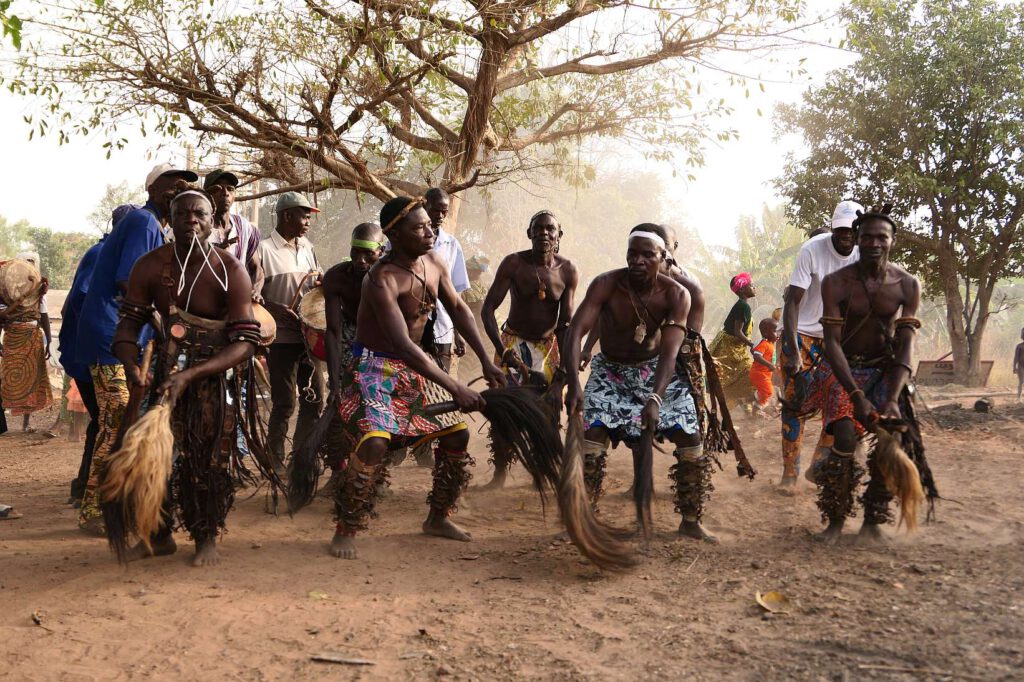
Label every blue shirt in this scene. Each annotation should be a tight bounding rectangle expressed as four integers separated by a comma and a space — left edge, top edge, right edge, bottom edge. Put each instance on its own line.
58, 237, 105, 381
76, 202, 164, 366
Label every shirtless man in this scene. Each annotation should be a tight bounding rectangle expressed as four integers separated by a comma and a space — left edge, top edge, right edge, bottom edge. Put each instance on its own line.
816, 206, 925, 544
113, 188, 264, 566
323, 223, 387, 401
479, 210, 579, 489
329, 196, 505, 559
565, 225, 715, 542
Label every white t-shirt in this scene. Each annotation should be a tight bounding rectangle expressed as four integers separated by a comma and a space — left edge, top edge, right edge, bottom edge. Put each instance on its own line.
788, 232, 859, 337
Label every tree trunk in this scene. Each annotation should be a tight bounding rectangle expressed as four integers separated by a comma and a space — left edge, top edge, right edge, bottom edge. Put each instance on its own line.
938, 246, 971, 384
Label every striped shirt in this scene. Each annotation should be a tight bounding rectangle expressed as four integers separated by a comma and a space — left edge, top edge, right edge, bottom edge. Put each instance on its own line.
257, 229, 320, 344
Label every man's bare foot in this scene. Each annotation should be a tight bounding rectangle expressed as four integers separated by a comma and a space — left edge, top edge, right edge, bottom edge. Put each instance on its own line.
854, 522, 889, 547
678, 520, 719, 544
423, 513, 472, 542
78, 517, 106, 537
814, 519, 845, 545
330, 532, 358, 559
192, 538, 220, 567
478, 469, 508, 491
125, 535, 178, 562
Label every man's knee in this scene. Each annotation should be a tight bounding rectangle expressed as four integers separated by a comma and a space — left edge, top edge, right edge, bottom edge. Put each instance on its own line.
583, 426, 610, 445
355, 437, 389, 466
439, 429, 469, 452
670, 429, 701, 448
831, 418, 857, 452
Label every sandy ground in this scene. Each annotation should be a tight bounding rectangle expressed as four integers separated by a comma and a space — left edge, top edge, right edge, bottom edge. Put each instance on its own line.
2, 393, 1023, 681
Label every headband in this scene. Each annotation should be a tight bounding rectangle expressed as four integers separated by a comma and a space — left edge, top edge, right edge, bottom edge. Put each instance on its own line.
529, 209, 558, 228
628, 230, 666, 249
730, 272, 752, 294
352, 238, 385, 251
382, 197, 424, 233
170, 189, 214, 211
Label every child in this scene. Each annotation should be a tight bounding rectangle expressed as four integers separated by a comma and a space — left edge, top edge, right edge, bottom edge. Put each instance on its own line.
749, 318, 779, 415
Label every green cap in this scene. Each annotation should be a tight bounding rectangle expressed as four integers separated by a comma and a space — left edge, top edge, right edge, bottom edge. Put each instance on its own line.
275, 191, 320, 214
203, 169, 239, 190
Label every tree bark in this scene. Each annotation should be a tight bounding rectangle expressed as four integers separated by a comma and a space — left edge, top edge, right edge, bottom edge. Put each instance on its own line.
937, 245, 971, 384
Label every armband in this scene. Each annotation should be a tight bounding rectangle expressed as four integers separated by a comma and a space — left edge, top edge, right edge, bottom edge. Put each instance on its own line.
661, 320, 687, 332
118, 299, 155, 325
227, 318, 262, 346
894, 317, 922, 331
819, 316, 845, 327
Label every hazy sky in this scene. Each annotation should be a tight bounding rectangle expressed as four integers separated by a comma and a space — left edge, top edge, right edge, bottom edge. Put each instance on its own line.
0, 5, 854, 249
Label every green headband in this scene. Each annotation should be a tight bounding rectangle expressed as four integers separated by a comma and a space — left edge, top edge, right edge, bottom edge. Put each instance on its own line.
352, 238, 385, 250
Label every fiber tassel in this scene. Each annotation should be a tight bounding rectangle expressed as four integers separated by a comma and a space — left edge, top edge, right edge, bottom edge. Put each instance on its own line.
99, 402, 175, 562
873, 427, 925, 531
560, 413, 637, 570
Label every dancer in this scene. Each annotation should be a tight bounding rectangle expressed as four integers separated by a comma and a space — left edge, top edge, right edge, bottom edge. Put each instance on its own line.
0, 253, 52, 431
109, 188, 269, 566
816, 206, 934, 544
479, 209, 578, 489
329, 196, 504, 559
564, 225, 717, 542
749, 318, 779, 415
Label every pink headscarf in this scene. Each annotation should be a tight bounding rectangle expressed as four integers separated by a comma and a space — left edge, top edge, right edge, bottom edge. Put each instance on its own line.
730, 272, 752, 294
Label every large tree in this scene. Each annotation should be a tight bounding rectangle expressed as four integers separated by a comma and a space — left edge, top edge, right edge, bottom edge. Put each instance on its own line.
9, 0, 803, 225
776, 0, 1024, 385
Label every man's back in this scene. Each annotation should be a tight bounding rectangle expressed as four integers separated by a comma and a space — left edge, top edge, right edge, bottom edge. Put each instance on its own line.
77, 205, 162, 366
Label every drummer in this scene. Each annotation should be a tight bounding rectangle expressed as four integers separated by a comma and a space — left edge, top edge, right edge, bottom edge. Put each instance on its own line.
323, 223, 387, 400
319, 223, 387, 483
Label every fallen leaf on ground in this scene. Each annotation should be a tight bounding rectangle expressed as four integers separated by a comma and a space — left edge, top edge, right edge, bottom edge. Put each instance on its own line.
755, 591, 791, 614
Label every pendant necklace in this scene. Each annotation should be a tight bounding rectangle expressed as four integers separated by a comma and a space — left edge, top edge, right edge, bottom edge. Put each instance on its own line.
393, 257, 435, 315
626, 280, 653, 344
534, 253, 554, 301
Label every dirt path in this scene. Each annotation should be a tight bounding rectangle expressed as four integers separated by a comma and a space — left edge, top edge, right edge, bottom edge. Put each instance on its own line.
2, 402, 1023, 680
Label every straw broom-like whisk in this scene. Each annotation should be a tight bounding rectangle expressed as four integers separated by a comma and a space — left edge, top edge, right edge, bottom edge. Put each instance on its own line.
872, 426, 926, 532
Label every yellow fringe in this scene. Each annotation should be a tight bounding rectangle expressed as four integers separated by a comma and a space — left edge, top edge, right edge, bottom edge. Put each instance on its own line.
874, 427, 926, 532
98, 404, 174, 550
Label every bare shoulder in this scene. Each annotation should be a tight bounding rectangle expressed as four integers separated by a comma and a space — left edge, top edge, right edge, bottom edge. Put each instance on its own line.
556, 254, 579, 278
322, 262, 349, 292
889, 263, 918, 285
671, 266, 703, 293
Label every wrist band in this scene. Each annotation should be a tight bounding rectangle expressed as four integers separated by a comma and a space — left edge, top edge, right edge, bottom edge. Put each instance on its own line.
646, 393, 663, 407
848, 388, 865, 399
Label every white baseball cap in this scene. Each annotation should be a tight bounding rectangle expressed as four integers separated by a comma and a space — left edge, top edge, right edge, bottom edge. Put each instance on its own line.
144, 162, 199, 190
831, 200, 864, 230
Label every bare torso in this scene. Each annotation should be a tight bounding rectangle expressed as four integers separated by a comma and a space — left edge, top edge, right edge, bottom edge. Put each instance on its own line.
669, 265, 705, 333
504, 251, 572, 340
598, 270, 684, 364
828, 262, 916, 360
356, 253, 445, 351
324, 261, 363, 323
135, 243, 242, 321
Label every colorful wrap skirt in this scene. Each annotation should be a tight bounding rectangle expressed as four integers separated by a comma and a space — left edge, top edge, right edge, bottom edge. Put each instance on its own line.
497, 327, 560, 387
583, 352, 698, 447
0, 322, 52, 414
336, 346, 466, 450
708, 331, 753, 405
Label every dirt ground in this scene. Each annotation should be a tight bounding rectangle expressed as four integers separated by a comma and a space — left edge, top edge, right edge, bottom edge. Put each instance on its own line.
2, 391, 1023, 681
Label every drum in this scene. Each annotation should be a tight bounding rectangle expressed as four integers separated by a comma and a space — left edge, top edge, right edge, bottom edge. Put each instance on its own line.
0, 259, 42, 314
252, 302, 277, 346
298, 286, 327, 361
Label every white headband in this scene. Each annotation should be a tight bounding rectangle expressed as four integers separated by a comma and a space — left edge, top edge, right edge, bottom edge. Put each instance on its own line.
170, 189, 214, 211
628, 230, 666, 249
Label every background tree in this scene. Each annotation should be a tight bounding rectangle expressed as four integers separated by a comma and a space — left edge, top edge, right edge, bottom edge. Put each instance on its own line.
9, 0, 804, 226
775, 0, 1024, 385
1, 216, 98, 287
86, 182, 146, 234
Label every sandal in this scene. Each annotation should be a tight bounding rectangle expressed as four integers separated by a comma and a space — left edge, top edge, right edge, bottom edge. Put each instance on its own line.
0, 505, 23, 520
